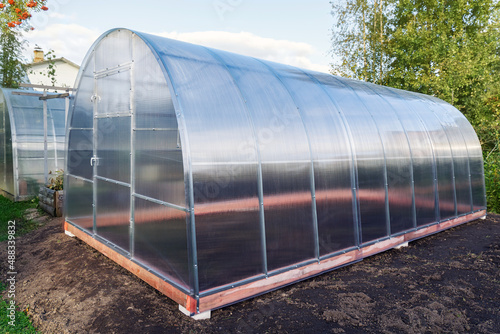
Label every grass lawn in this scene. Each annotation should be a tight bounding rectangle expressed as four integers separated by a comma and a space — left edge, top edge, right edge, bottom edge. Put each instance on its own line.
0, 196, 40, 333
0, 283, 38, 334
0, 195, 38, 242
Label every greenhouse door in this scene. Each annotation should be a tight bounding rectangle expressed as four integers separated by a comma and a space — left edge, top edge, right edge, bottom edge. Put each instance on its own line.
92, 63, 133, 253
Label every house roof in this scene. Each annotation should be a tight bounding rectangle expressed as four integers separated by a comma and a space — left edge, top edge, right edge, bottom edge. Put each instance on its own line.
26, 57, 80, 69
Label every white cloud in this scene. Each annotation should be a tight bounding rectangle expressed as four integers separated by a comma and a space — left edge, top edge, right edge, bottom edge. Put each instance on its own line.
156, 31, 329, 73
23, 23, 99, 65
22, 26, 329, 73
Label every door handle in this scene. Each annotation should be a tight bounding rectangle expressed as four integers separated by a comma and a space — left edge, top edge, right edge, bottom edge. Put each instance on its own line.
90, 156, 100, 166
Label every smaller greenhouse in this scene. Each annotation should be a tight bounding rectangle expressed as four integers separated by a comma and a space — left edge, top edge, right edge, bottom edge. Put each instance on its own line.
64, 28, 486, 318
0, 87, 66, 200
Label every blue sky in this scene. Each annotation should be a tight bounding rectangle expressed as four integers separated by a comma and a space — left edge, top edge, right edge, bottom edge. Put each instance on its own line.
23, 0, 335, 73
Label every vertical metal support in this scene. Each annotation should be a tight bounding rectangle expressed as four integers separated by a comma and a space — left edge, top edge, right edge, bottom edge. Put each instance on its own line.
188, 173, 200, 308
65, 92, 70, 129
129, 41, 136, 258
43, 91, 48, 184
92, 57, 98, 235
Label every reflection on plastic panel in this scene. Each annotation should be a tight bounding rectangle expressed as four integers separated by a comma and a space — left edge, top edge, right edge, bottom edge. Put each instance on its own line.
134, 197, 190, 289
96, 117, 131, 184
412, 103, 457, 220
345, 80, 414, 234
96, 179, 130, 252
312, 74, 388, 243
67, 129, 93, 180
135, 131, 185, 208
66, 175, 94, 231
264, 63, 356, 255
192, 162, 262, 290
70, 64, 94, 129
147, 36, 258, 164
211, 50, 316, 270
430, 102, 473, 214
261, 162, 315, 270
371, 86, 437, 226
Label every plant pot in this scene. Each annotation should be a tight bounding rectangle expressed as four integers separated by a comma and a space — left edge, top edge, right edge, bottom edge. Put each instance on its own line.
39, 186, 64, 217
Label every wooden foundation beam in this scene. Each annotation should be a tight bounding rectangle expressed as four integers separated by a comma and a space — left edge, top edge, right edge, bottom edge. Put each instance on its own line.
65, 210, 486, 315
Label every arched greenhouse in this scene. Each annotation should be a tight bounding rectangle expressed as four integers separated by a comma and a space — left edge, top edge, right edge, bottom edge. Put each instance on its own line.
0, 87, 65, 201
64, 28, 486, 318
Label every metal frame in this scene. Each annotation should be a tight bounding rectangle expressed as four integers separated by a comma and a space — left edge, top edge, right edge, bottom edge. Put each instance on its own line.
64, 28, 488, 315
0, 86, 68, 200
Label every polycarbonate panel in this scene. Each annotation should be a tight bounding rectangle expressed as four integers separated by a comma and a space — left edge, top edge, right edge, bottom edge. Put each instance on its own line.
261, 162, 315, 269
135, 130, 185, 208
141, 34, 257, 164
67, 129, 93, 180
411, 100, 456, 220
0, 88, 66, 200
96, 70, 131, 115
263, 62, 356, 255
374, 87, 437, 226
0, 93, 14, 196
67, 28, 487, 302
95, 29, 132, 73
429, 101, 473, 214
70, 58, 94, 129
192, 162, 262, 291
132, 35, 177, 130
347, 80, 414, 234
66, 175, 93, 231
134, 197, 189, 289
312, 74, 388, 243
96, 179, 130, 251
209, 50, 315, 270
454, 116, 486, 210
96, 116, 131, 184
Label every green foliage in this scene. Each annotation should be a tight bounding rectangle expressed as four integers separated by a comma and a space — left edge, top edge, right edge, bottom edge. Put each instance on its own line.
0, 195, 37, 242
0, 199, 39, 333
330, 0, 390, 83
0, 29, 26, 88
46, 169, 63, 190
0, 283, 39, 333
29, 49, 59, 87
330, 0, 500, 213
385, 0, 499, 118
484, 152, 500, 213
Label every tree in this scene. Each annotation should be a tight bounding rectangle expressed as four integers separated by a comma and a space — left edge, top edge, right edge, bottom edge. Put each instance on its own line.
0, 0, 48, 30
0, 0, 50, 88
0, 28, 25, 87
385, 0, 499, 118
330, 0, 390, 84
330, 0, 500, 213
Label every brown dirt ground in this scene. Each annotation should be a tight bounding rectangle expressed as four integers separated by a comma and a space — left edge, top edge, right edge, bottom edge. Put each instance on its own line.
1, 213, 499, 334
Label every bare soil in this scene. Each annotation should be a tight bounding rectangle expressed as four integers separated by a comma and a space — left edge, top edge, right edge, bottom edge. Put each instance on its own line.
1, 213, 499, 333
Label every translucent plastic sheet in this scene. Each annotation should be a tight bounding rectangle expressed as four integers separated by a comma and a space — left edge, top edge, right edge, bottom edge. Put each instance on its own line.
134, 197, 190, 289
0, 88, 65, 200
312, 74, 388, 243
66, 29, 487, 298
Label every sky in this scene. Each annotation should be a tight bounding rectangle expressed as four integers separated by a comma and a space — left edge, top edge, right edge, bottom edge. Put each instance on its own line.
22, 0, 335, 73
